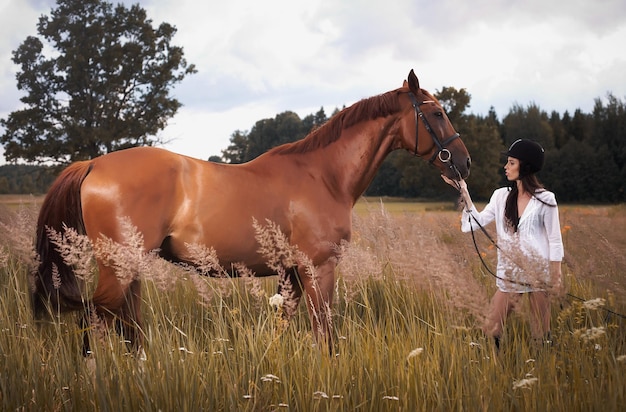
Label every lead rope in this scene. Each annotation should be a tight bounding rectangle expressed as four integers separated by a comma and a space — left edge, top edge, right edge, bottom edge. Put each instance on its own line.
462, 197, 626, 320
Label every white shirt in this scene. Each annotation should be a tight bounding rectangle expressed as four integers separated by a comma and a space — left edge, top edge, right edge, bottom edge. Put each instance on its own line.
461, 187, 564, 293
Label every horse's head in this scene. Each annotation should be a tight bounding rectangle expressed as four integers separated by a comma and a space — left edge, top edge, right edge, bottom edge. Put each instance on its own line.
399, 70, 471, 181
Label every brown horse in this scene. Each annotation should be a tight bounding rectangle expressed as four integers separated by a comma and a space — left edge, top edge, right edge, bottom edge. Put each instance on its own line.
33, 70, 470, 355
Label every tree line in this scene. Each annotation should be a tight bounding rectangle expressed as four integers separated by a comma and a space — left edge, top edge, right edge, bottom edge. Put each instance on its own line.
2, 89, 624, 203
219, 89, 625, 203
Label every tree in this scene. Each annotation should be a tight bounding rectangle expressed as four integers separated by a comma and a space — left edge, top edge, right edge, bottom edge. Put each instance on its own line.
222, 130, 249, 164
0, 0, 196, 164
591, 93, 626, 170
245, 111, 306, 161
460, 114, 504, 200
501, 103, 554, 149
436, 86, 471, 124
222, 109, 328, 164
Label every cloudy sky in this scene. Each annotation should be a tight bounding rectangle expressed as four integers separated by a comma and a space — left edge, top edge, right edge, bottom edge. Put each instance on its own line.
1, 0, 625, 162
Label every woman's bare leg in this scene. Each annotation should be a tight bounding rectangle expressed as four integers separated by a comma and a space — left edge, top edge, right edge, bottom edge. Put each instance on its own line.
529, 291, 551, 343
483, 290, 518, 348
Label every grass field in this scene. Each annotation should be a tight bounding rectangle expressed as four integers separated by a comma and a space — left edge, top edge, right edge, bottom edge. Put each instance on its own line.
1, 195, 625, 411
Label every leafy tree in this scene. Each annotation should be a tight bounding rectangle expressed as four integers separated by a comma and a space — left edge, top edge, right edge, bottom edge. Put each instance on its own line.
207, 155, 223, 163
245, 111, 304, 161
0, 0, 195, 164
222, 108, 328, 164
222, 130, 249, 163
436, 86, 471, 124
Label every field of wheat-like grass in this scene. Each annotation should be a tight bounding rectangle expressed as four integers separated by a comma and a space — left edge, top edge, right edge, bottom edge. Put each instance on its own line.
0, 197, 624, 411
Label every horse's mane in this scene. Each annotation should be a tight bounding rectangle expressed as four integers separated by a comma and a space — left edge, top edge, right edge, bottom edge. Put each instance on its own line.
268, 89, 404, 156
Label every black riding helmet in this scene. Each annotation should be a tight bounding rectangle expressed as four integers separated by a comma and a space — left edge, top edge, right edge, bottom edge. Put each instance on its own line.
504, 139, 544, 176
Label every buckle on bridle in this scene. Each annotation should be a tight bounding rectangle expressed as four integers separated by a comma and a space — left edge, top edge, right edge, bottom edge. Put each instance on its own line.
438, 148, 452, 163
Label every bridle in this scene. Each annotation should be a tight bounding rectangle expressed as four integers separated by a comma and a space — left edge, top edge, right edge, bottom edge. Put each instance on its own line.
407, 91, 460, 165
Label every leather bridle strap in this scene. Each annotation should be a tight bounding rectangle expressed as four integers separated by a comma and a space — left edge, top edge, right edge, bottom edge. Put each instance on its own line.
408, 92, 460, 164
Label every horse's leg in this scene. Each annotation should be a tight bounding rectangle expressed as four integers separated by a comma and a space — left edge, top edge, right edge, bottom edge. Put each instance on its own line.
89, 264, 143, 355
120, 279, 145, 358
116, 279, 145, 357
80, 311, 92, 357
80, 302, 116, 357
300, 259, 336, 354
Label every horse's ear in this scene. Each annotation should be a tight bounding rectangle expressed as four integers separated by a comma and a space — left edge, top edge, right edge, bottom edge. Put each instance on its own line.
403, 80, 408, 87
407, 69, 420, 94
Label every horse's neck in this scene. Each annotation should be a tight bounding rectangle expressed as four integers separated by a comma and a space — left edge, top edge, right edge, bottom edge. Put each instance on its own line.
320, 118, 396, 203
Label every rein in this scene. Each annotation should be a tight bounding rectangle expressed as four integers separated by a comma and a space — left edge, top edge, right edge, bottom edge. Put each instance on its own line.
463, 205, 626, 320
407, 92, 460, 164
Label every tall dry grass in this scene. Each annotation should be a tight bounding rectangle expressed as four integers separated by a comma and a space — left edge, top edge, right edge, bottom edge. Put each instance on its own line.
0, 198, 625, 411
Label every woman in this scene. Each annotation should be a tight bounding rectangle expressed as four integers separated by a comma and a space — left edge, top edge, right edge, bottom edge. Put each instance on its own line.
444, 139, 564, 349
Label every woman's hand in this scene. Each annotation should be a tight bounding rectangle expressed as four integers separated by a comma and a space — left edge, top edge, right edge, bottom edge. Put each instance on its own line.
549, 261, 565, 297
442, 176, 472, 208
441, 175, 463, 190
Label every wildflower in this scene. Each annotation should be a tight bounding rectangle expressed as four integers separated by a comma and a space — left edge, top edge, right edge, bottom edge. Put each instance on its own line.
269, 293, 284, 309
382, 396, 400, 401
574, 326, 606, 342
582, 298, 605, 310
407, 347, 424, 360
261, 374, 281, 383
313, 391, 329, 399
513, 377, 538, 390
616, 355, 626, 362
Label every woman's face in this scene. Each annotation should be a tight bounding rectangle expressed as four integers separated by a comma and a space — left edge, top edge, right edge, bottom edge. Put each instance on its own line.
504, 157, 521, 181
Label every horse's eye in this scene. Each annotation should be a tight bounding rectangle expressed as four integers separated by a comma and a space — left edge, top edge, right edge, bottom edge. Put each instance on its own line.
435, 111, 444, 118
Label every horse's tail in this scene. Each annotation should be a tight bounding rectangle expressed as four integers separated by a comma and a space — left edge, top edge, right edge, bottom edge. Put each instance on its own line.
33, 161, 93, 318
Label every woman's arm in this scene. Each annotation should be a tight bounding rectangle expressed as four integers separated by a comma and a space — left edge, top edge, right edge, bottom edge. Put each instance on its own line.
442, 176, 497, 233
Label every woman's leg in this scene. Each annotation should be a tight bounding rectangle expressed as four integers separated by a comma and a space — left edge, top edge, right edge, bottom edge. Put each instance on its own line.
529, 291, 551, 342
483, 290, 517, 346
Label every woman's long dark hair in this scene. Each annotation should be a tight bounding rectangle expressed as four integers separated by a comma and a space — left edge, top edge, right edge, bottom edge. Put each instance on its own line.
504, 161, 554, 232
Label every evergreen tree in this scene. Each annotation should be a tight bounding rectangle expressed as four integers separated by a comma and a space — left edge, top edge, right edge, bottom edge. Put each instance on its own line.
461, 114, 504, 200
502, 103, 554, 149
